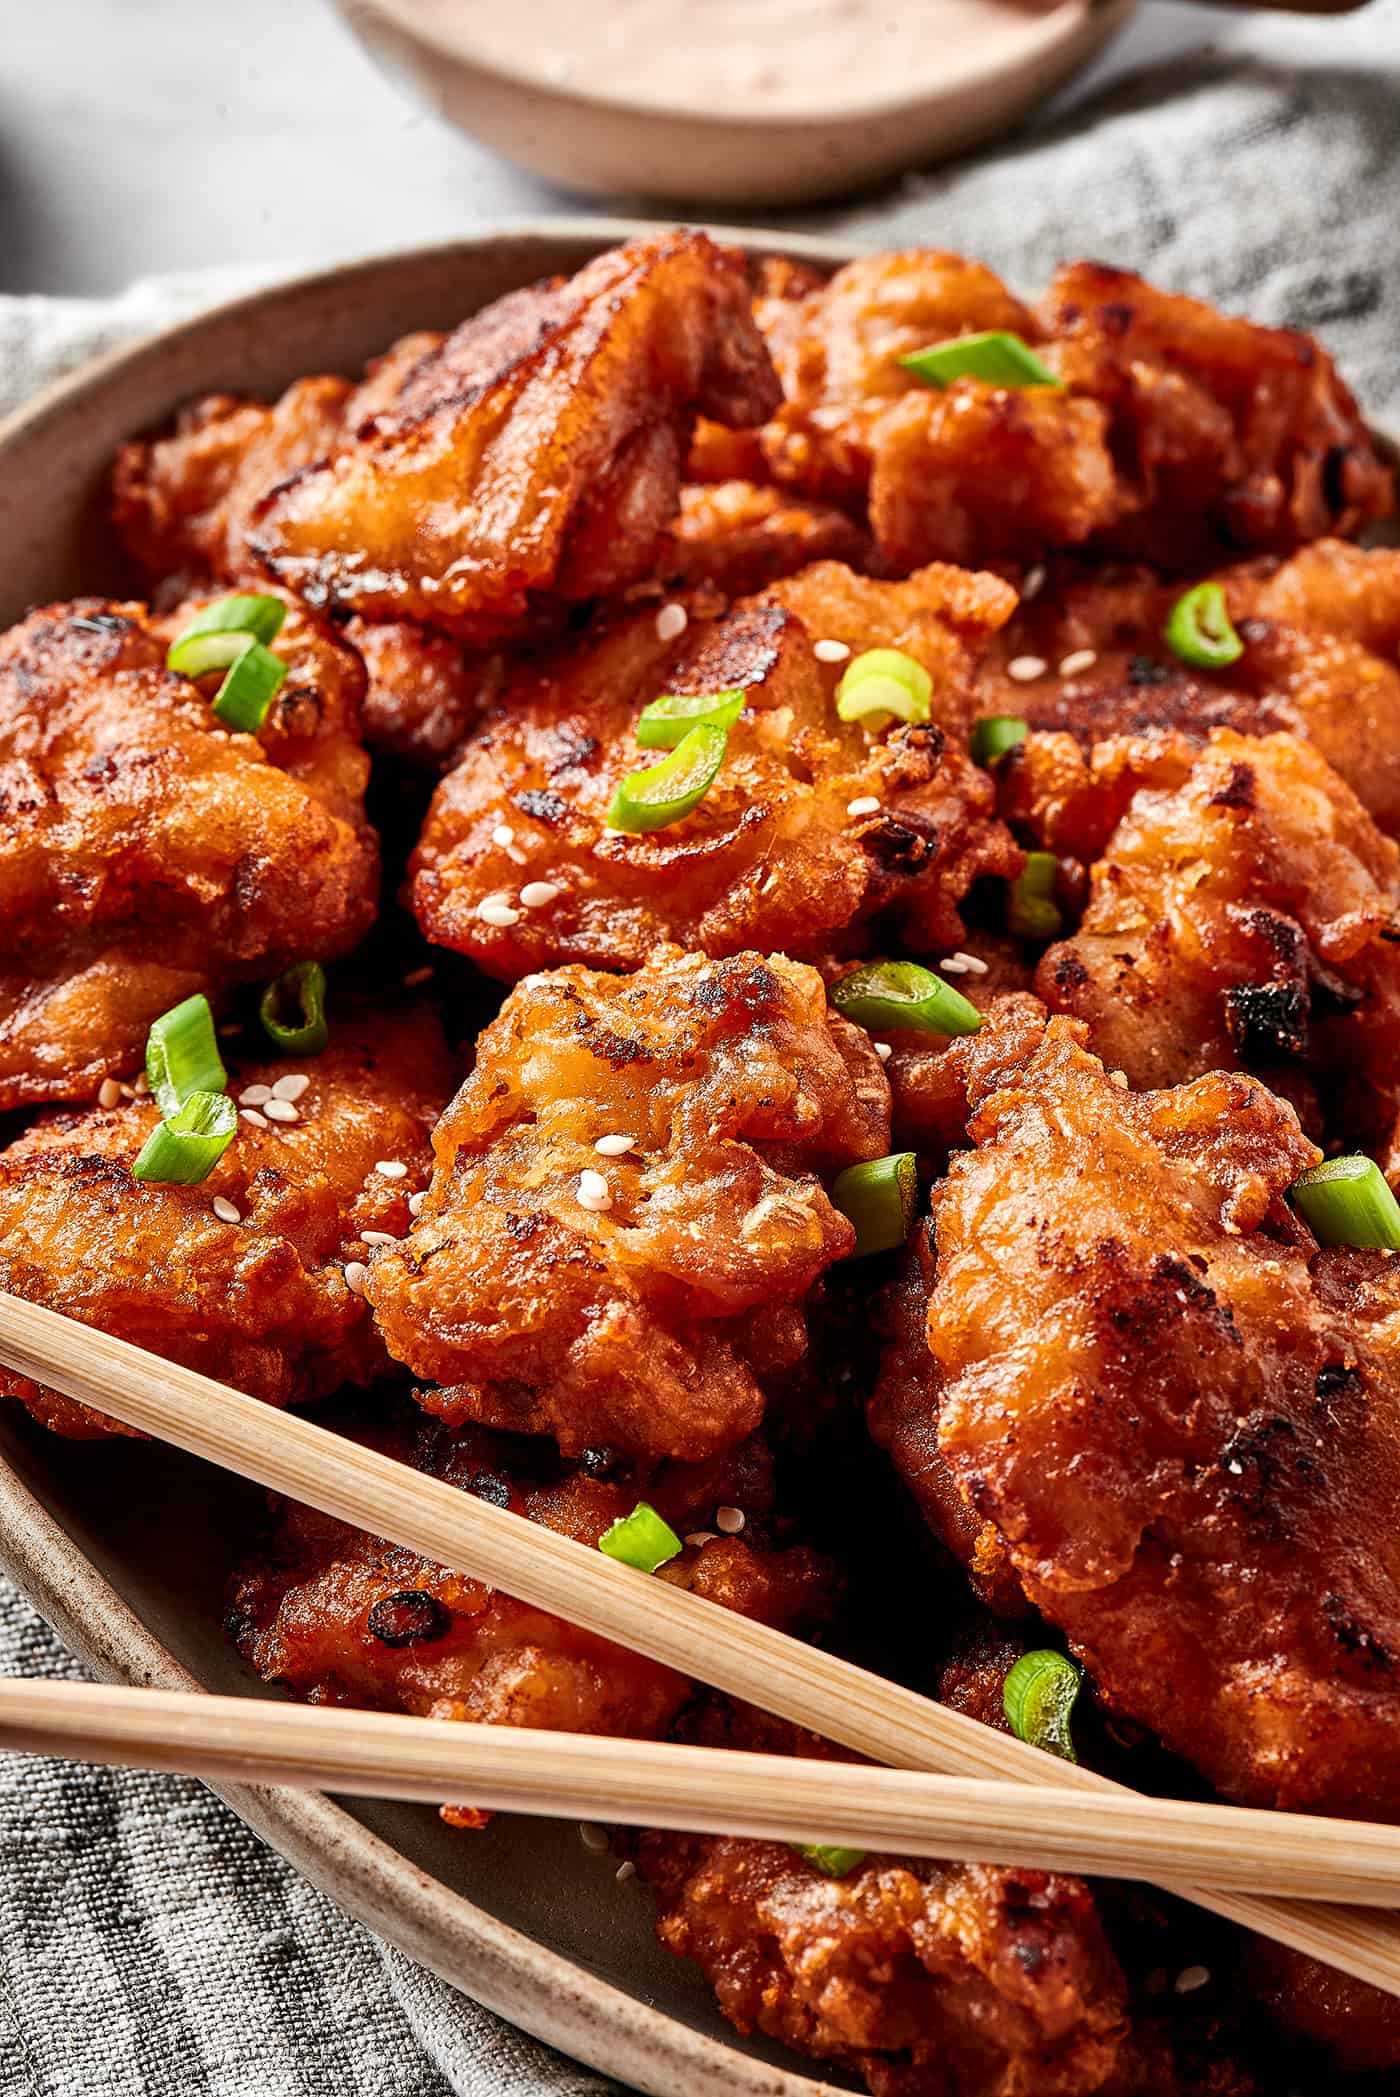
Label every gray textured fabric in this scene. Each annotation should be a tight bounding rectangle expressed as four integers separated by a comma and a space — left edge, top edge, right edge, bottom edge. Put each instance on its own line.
3, 7, 1400, 2089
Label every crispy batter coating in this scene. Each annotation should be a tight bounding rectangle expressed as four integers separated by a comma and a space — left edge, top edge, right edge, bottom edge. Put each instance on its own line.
740, 252, 1388, 573
0, 1004, 454, 1439
638, 1703, 1130, 2097
927, 1011, 1400, 1818
665, 480, 870, 595
0, 597, 377, 1109
1241, 1938, 1400, 2074
1030, 729, 1400, 1141
249, 233, 782, 641
342, 618, 501, 769
410, 560, 1019, 978
365, 950, 890, 1462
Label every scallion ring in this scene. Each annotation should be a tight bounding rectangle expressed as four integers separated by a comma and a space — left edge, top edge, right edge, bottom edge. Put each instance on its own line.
831, 1151, 918, 1258
790, 1844, 867, 1877
970, 715, 1029, 767
835, 649, 932, 730
1007, 852, 1063, 942
832, 960, 982, 1039
901, 331, 1061, 390
1003, 1649, 1082, 1762
168, 594, 290, 733
605, 722, 728, 834
259, 961, 329, 1056
144, 994, 227, 1118
598, 1501, 682, 1574
635, 687, 746, 750
167, 592, 288, 652
1291, 1155, 1400, 1251
1163, 582, 1244, 670
131, 1089, 238, 1187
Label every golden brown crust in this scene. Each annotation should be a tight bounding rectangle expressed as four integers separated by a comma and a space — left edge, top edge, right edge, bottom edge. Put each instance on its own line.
665, 480, 871, 595
365, 949, 889, 1462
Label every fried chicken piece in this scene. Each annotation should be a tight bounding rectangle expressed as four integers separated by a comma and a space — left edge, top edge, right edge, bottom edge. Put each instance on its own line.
1241, 1939, 1400, 2075
0, 597, 377, 1109
741, 252, 1388, 574
1029, 729, 1400, 1141
638, 1701, 1130, 2097
230, 1416, 838, 1825
342, 617, 501, 769
0, 1003, 454, 1439
249, 232, 781, 642
365, 949, 889, 1462
410, 560, 1019, 978
926, 1009, 1400, 1819
665, 480, 870, 595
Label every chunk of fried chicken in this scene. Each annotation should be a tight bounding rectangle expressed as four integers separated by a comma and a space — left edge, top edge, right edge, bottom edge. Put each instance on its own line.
638, 1700, 1130, 2097
0, 1003, 454, 1439
0, 597, 378, 1109
365, 950, 890, 1462
410, 560, 1020, 978
248, 233, 781, 642
231, 1415, 836, 1824
664, 480, 870, 595
927, 1009, 1400, 1819
735, 252, 1388, 574
1030, 729, 1400, 1142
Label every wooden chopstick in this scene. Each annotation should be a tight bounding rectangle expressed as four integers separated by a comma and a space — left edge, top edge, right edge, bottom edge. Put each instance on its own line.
2, 1293, 1399, 1998
4, 1674, 1400, 1907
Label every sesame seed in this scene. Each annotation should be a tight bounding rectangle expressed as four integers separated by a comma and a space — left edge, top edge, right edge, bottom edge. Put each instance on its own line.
874, 1042, 892, 1061
1059, 648, 1098, 678
685, 1531, 718, 1547
272, 1073, 309, 1102
594, 1133, 636, 1157
477, 895, 522, 929
240, 1085, 272, 1107
491, 824, 516, 849
1174, 1965, 1210, 1995
98, 1078, 122, 1110
118, 1084, 136, 1100
579, 1821, 609, 1853
212, 1197, 242, 1225
402, 965, 433, 988
1225, 1458, 1244, 1475
715, 1506, 745, 1535
343, 1261, 369, 1296
408, 1190, 427, 1216
240, 1108, 270, 1130
952, 951, 989, 975
132, 1072, 150, 1096
263, 1099, 299, 1124
362, 1230, 398, 1247
655, 602, 688, 642
1021, 563, 1047, 602
519, 881, 561, 909
577, 1169, 612, 1211
940, 958, 971, 975
375, 1160, 408, 1180
1007, 655, 1047, 683
846, 795, 881, 818
813, 638, 851, 664
615, 1860, 636, 1884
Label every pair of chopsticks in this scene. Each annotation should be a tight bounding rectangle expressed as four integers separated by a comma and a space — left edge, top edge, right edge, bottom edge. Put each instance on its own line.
1, 1290, 1399, 2001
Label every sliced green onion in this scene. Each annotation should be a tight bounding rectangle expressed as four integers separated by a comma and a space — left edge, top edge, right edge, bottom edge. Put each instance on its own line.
790, 1844, 867, 1877
598, 1501, 682, 1574
145, 994, 227, 1118
1007, 852, 1063, 942
131, 1089, 238, 1187
1163, 582, 1244, 670
259, 962, 329, 1056
605, 722, 727, 834
1003, 1649, 1082, 1763
167, 593, 287, 654
901, 331, 1061, 391
831, 1151, 918, 1258
832, 960, 982, 1039
835, 649, 932, 730
970, 715, 1029, 767
1291, 1155, 1400, 1251
635, 687, 746, 750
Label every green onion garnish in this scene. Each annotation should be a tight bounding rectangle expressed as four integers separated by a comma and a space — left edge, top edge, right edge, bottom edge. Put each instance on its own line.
831, 1151, 918, 1258
259, 962, 329, 1056
1007, 852, 1063, 942
635, 688, 746, 750
168, 594, 289, 733
790, 1844, 866, 1877
835, 649, 932, 730
144, 994, 227, 1118
168, 593, 288, 652
598, 1501, 682, 1574
131, 1089, 238, 1187
970, 715, 1029, 767
1291, 1155, 1400, 1251
901, 331, 1061, 391
832, 959, 982, 1039
1003, 1649, 1082, 1763
1163, 582, 1244, 670
605, 722, 727, 834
